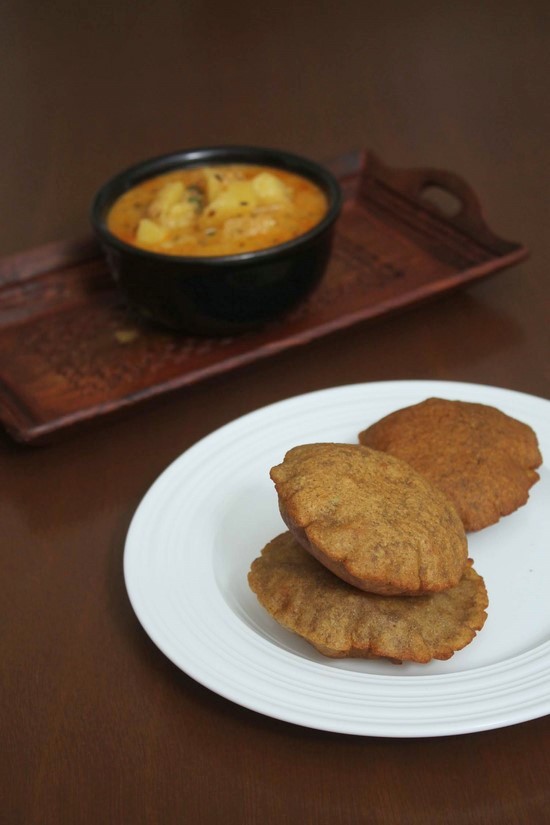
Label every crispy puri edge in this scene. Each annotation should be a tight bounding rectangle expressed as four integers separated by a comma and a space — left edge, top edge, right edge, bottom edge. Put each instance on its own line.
278, 497, 466, 596
359, 404, 544, 533
311, 641, 404, 664
249, 543, 489, 665
248, 554, 409, 662
278, 498, 414, 595
304, 563, 489, 664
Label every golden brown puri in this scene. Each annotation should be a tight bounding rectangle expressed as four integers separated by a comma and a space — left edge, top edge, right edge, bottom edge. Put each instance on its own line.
248, 533, 488, 663
358, 398, 542, 532
270, 443, 468, 596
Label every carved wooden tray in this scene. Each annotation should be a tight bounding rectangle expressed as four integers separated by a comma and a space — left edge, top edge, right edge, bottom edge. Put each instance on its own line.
0, 151, 527, 444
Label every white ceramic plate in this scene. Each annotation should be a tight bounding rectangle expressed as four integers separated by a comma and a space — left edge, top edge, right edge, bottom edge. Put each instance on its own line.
124, 380, 550, 737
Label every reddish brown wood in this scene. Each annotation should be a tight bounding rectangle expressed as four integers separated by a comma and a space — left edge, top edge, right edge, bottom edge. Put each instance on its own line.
0, 152, 527, 444
2, 4, 550, 824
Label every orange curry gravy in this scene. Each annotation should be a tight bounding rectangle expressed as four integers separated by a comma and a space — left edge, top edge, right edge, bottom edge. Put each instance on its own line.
107, 164, 328, 257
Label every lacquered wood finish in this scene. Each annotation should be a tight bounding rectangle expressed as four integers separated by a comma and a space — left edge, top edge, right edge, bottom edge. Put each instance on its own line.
2, 2, 549, 823
0, 152, 527, 444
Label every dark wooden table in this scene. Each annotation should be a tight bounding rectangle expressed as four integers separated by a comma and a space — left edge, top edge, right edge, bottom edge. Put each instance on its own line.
2, 2, 549, 823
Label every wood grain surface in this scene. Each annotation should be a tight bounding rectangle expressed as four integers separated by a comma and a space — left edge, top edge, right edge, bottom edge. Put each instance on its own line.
1, 2, 549, 824
0, 152, 527, 444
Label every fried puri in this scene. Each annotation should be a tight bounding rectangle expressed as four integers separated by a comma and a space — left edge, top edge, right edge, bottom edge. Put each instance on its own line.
358, 398, 542, 532
248, 532, 488, 663
270, 443, 468, 596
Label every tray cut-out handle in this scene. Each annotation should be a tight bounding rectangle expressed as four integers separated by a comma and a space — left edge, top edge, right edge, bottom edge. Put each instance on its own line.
359, 152, 520, 254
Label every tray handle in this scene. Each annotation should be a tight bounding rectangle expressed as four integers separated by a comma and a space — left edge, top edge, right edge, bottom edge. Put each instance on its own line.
361, 152, 520, 254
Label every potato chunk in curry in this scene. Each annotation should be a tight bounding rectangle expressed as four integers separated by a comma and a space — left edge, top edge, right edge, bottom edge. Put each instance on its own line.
107, 164, 328, 256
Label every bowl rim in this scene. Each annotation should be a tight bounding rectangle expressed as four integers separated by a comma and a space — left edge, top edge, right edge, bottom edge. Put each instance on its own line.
90, 145, 343, 266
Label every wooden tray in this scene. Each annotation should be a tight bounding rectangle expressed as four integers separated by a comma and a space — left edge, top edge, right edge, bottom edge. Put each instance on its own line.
0, 151, 527, 444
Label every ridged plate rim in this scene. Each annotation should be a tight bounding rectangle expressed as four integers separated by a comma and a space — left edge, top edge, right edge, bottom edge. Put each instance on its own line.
124, 380, 550, 737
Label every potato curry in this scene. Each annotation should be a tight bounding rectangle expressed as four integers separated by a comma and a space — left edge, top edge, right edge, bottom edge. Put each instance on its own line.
107, 164, 329, 257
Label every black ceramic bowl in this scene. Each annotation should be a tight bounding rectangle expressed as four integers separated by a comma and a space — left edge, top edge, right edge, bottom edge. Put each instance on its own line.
90, 146, 342, 335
